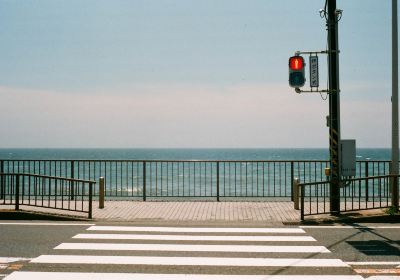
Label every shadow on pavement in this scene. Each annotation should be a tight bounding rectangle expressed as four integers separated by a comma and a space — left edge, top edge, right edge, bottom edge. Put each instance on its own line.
0, 210, 89, 221
346, 240, 400, 256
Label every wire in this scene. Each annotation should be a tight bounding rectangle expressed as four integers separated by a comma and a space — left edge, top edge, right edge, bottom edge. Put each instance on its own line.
320, 91, 328, 100
320, 1, 330, 102
319, 0, 328, 19
336, 10, 343, 22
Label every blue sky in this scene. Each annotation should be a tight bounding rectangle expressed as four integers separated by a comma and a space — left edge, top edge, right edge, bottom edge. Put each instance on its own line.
0, 0, 394, 148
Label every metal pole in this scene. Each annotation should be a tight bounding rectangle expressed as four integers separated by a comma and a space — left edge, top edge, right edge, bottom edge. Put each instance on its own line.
143, 161, 146, 201
15, 175, 20, 211
365, 161, 369, 201
300, 184, 305, 221
392, 0, 399, 209
216, 162, 220, 202
0, 160, 4, 199
291, 161, 294, 201
88, 182, 93, 219
293, 178, 300, 210
99, 177, 105, 209
70, 160, 75, 200
327, 0, 341, 214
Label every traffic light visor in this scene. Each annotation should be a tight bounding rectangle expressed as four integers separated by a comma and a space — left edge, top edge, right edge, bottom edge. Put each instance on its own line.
289, 56, 304, 70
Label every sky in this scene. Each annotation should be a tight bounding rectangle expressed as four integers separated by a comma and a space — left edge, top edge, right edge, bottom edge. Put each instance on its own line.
0, 0, 394, 148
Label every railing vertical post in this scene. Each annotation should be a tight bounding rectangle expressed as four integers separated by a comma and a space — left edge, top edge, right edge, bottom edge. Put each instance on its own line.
300, 184, 305, 221
216, 162, 220, 202
99, 177, 105, 209
70, 160, 75, 200
143, 161, 146, 201
293, 178, 300, 210
365, 161, 369, 201
15, 175, 20, 211
291, 161, 294, 201
0, 160, 4, 199
88, 182, 93, 219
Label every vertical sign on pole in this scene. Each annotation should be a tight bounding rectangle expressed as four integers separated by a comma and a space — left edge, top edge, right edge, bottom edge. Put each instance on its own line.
309, 55, 319, 88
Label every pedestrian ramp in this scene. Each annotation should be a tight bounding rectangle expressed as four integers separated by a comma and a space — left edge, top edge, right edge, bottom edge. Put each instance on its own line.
3, 226, 396, 280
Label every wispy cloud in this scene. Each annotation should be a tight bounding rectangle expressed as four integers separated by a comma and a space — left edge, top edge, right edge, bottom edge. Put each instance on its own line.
0, 84, 391, 148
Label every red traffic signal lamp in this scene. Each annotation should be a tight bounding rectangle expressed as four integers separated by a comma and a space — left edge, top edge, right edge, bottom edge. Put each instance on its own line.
289, 55, 306, 88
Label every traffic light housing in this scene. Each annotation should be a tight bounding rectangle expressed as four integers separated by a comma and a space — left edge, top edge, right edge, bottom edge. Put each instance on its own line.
288, 56, 306, 88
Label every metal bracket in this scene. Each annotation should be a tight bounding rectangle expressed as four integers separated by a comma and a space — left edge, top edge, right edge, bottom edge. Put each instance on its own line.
295, 88, 340, 94
295, 50, 340, 56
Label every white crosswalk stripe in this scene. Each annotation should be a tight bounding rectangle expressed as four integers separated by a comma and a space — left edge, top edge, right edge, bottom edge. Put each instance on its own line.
4, 225, 369, 279
87, 226, 306, 233
73, 233, 316, 242
4, 272, 368, 280
32, 255, 348, 267
55, 243, 330, 253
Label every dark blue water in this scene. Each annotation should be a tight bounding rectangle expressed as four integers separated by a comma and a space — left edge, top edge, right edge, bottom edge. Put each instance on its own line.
0, 148, 392, 160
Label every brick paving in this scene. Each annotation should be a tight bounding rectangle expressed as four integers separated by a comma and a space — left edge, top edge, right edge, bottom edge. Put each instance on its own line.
0, 201, 300, 223
92, 201, 300, 222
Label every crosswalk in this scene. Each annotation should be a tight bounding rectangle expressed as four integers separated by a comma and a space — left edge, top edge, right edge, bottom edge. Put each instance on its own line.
3, 225, 399, 279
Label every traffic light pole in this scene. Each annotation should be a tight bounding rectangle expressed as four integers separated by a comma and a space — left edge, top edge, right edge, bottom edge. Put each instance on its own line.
391, 0, 399, 210
327, 0, 341, 214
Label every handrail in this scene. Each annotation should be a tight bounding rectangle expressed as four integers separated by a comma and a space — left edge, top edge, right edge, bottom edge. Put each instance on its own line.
0, 173, 95, 218
0, 159, 392, 163
298, 174, 398, 188
0, 173, 96, 184
298, 174, 399, 220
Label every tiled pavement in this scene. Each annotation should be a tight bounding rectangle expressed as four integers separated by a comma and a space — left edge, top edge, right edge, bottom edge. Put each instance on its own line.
0, 201, 300, 223
93, 201, 300, 222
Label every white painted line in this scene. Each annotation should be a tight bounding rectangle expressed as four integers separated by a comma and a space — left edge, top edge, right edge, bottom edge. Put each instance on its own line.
87, 226, 305, 233
0, 257, 32, 263
3, 272, 365, 280
31, 255, 348, 267
73, 234, 316, 242
0, 223, 94, 226
300, 225, 400, 229
367, 277, 400, 280
55, 243, 330, 253
346, 261, 400, 266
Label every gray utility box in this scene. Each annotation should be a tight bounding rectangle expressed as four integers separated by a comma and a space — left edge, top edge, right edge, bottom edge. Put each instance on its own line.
340, 139, 356, 177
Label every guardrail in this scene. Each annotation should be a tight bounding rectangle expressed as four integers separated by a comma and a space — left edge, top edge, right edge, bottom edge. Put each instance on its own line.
0, 160, 391, 200
0, 173, 95, 218
298, 174, 397, 220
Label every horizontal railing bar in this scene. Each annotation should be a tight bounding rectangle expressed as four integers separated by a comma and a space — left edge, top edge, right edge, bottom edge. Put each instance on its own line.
18, 203, 89, 213
1, 159, 391, 163
299, 174, 398, 188
0, 173, 96, 184
299, 180, 330, 187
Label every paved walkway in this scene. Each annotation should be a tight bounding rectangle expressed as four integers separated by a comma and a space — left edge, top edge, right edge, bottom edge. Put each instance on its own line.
0, 201, 300, 223
93, 201, 299, 222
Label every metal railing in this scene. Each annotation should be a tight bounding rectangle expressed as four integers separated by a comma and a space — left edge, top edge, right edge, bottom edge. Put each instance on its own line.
0, 173, 95, 218
299, 174, 397, 220
0, 159, 392, 200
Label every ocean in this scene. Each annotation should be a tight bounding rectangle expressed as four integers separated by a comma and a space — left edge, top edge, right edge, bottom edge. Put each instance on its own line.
0, 148, 393, 198
0, 148, 393, 160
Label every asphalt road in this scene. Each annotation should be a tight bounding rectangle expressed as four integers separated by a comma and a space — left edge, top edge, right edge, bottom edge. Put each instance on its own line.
0, 221, 399, 279
302, 224, 400, 262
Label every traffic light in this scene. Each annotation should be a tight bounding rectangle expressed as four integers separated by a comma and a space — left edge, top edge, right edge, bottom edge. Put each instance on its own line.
288, 55, 306, 88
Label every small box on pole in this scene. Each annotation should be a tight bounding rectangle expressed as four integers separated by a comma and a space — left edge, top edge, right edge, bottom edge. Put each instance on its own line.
340, 139, 356, 177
